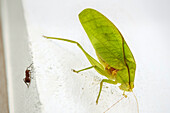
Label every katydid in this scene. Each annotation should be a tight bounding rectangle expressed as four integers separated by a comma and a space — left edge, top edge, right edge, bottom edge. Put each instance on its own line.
43, 8, 136, 105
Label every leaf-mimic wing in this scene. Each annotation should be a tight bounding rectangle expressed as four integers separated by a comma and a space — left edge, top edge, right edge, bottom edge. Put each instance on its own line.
79, 8, 125, 69
79, 8, 136, 86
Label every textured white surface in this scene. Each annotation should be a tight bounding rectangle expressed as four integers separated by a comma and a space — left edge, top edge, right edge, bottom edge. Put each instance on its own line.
1, 0, 41, 113
22, 0, 170, 113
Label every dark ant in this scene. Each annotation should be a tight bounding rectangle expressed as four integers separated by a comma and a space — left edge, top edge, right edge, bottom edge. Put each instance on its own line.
23, 63, 33, 88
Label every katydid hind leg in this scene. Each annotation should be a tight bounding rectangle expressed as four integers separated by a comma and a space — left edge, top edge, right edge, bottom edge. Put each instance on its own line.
44, 36, 106, 76
96, 79, 117, 104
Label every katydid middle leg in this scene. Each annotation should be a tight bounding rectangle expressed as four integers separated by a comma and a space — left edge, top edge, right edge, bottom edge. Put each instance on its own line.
72, 66, 96, 73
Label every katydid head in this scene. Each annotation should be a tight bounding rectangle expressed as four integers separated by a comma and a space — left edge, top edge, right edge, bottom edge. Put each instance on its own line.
119, 82, 134, 92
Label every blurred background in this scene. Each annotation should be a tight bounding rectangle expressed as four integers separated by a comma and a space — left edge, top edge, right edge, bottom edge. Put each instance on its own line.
0, 7, 9, 113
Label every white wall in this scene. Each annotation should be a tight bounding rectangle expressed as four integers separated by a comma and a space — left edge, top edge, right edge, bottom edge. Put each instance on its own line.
4, 0, 170, 113
1, 0, 41, 113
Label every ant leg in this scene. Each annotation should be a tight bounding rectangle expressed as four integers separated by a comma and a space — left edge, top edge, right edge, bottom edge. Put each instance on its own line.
26, 83, 30, 88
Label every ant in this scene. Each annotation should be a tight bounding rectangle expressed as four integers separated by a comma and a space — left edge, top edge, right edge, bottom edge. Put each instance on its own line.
23, 63, 33, 88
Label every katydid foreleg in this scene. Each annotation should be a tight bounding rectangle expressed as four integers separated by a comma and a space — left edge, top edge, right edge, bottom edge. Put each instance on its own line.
96, 79, 117, 104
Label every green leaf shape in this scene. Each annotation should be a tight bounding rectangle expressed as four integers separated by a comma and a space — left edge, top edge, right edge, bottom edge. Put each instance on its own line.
79, 8, 136, 89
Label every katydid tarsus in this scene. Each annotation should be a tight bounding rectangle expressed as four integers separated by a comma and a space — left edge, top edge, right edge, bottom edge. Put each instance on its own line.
44, 8, 138, 112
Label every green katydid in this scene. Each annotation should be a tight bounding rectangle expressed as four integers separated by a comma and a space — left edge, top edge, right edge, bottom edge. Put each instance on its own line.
43, 8, 136, 105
